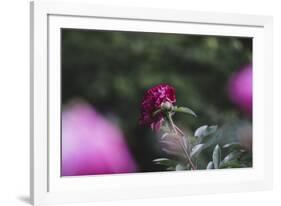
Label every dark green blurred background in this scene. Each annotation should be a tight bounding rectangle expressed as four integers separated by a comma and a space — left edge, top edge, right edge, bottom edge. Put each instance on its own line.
61, 29, 252, 172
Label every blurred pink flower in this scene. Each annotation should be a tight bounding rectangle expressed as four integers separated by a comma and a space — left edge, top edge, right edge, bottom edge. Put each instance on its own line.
228, 64, 252, 115
62, 101, 137, 176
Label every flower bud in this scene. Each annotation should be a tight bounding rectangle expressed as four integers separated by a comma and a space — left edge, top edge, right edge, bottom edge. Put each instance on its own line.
161, 101, 173, 111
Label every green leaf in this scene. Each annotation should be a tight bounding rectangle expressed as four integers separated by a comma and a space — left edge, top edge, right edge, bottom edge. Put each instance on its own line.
173, 106, 197, 117
220, 160, 243, 168
212, 144, 221, 169
153, 158, 177, 168
153, 158, 170, 162
220, 151, 241, 166
240, 152, 252, 163
188, 136, 197, 145
194, 125, 218, 138
222, 142, 242, 149
194, 125, 208, 137
206, 161, 214, 169
175, 164, 187, 171
190, 144, 205, 158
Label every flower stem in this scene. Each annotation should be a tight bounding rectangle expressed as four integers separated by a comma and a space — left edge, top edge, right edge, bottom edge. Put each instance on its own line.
178, 140, 197, 170
166, 113, 177, 134
165, 112, 196, 170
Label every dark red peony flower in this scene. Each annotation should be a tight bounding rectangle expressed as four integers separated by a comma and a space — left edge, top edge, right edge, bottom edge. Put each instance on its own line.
139, 83, 176, 131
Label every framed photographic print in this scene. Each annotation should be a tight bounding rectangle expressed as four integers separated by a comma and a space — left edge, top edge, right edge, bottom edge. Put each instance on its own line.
30, 0, 273, 205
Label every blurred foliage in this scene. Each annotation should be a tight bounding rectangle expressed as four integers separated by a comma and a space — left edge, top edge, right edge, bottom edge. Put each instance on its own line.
61, 29, 252, 172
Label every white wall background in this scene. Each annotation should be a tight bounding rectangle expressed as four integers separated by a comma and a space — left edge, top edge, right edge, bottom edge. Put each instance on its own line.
0, 0, 280, 205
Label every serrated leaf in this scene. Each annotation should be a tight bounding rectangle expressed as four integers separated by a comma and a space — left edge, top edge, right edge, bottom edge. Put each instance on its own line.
194, 125, 218, 138
212, 144, 221, 169
206, 161, 214, 169
190, 144, 205, 158
173, 106, 196, 117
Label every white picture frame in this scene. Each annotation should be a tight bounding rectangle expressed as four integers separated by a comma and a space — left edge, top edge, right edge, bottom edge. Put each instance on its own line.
30, 0, 273, 205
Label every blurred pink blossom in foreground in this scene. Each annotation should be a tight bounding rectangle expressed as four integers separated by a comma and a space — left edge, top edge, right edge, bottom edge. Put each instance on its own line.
62, 101, 137, 176
228, 64, 252, 116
